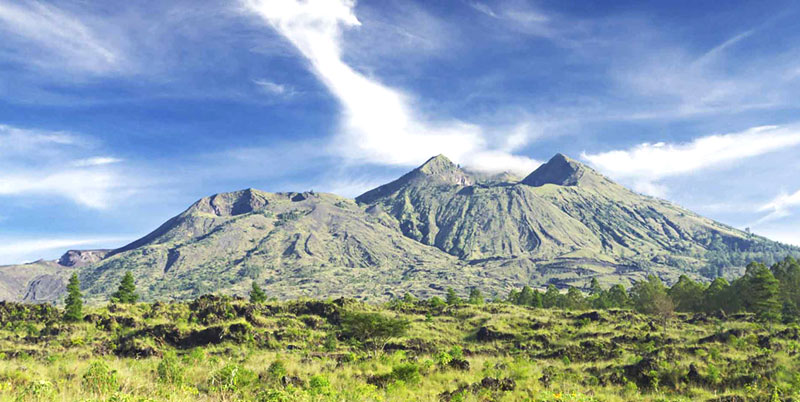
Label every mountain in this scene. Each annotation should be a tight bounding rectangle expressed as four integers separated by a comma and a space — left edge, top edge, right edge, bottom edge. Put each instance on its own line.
1, 154, 797, 303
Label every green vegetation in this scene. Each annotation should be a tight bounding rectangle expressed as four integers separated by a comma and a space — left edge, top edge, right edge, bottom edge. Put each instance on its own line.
3, 282, 800, 401
110, 271, 139, 304
4, 154, 797, 304
63, 273, 82, 322
506, 257, 800, 324
250, 282, 267, 304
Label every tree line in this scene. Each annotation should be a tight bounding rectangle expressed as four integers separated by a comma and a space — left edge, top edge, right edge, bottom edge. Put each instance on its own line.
503, 257, 800, 323
61, 257, 800, 324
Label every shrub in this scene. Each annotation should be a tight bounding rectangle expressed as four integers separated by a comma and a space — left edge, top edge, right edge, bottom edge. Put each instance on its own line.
449, 345, 464, 360
308, 375, 331, 396
323, 333, 337, 351
157, 351, 185, 385
82, 361, 119, 394
435, 351, 453, 367
267, 359, 288, 382
210, 363, 256, 393
391, 363, 421, 384
340, 311, 409, 352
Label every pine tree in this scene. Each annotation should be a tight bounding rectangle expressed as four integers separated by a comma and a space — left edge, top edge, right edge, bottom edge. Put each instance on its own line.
445, 288, 460, 305
668, 275, 704, 312
745, 263, 781, 322
111, 271, 139, 304
703, 277, 730, 313
64, 273, 83, 322
543, 285, 563, 308
589, 278, 603, 295
468, 288, 484, 305
250, 282, 267, 304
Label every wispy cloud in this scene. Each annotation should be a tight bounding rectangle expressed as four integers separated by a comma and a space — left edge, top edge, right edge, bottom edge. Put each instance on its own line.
582, 125, 800, 196
758, 189, 800, 223
72, 157, 123, 167
241, 0, 540, 174
0, 124, 129, 208
0, 1, 122, 74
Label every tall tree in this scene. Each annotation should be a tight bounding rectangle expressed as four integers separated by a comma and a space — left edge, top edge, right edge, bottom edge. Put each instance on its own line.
565, 287, 588, 310
64, 273, 83, 322
604, 284, 632, 309
111, 271, 139, 304
589, 278, 603, 295
630, 275, 674, 325
743, 262, 781, 322
668, 275, 704, 312
250, 282, 267, 304
542, 285, 564, 309
703, 277, 731, 313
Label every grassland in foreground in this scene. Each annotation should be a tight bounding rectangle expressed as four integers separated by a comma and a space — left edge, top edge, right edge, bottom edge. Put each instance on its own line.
1, 293, 799, 402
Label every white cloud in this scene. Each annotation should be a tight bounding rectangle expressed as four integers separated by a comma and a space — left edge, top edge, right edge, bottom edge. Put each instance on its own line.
71, 157, 122, 167
582, 125, 800, 196
241, 0, 539, 175
757, 189, 800, 223
0, 1, 122, 74
0, 124, 128, 208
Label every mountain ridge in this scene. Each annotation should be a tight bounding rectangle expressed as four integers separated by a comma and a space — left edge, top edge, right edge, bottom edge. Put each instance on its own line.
1, 153, 797, 303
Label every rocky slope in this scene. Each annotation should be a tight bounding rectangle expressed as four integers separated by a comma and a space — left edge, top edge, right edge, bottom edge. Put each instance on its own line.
1, 154, 796, 303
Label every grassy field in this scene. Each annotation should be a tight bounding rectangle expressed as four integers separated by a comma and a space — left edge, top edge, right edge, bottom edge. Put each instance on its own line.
1, 296, 797, 401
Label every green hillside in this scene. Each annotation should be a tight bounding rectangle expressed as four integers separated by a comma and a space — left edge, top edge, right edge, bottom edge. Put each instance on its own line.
1, 154, 796, 303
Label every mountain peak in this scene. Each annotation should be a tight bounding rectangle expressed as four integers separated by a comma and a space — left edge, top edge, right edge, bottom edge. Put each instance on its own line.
521, 153, 590, 187
417, 154, 457, 175
356, 155, 472, 204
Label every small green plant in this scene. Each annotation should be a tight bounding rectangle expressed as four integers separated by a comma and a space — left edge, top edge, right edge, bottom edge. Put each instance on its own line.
267, 359, 288, 382
323, 333, 337, 351
157, 351, 185, 386
308, 375, 331, 396
210, 363, 256, 393
250, 282, 267, 304
449, 345, 464, 360
82, 361, 119, 395
391, 363, 421, 384
16, 379, 54, 401
435, 351, 453, 367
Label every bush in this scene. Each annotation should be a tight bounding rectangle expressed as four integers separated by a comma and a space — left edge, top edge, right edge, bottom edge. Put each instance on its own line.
82, 361, 119, 394
308, 375, 331, 396
267, 359, 288, 382
210, 363, 256, 393
157, 351, 185, 385
340, 311, 409, 352
391, 363, 421, 384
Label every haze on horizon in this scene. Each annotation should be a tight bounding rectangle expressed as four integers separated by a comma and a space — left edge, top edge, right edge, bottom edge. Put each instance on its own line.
1, 0, 800, 264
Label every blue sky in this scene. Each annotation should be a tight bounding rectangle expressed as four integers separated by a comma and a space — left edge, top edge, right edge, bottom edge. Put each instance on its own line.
2, 0, 800, 264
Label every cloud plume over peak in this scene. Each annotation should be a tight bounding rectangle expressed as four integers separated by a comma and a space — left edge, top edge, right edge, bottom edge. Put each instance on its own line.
242, 0, 539, 175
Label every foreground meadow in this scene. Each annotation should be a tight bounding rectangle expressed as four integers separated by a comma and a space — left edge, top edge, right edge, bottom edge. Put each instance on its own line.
0, 295, 797, 401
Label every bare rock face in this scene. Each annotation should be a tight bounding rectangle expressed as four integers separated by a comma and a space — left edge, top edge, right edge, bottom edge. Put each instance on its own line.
58, 250, 111, 267
23, 274, 66, 302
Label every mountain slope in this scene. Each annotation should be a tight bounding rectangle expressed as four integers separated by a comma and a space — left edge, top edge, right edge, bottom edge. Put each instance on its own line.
1, 153, 797, 303
355, 154, 797, 287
